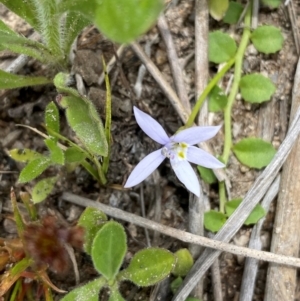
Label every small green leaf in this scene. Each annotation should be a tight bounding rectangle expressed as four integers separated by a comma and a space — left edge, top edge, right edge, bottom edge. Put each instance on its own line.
0, 70, 51, 90
208, 85, 228, 112
260, 0, 281, 9
60, 277, 106, 301
18, 157, 52, 183
197, 166, 217, 184
94, 0, 164, 43
208, 0, 229, 21
78, 207, 107, 255
45, 101, 60, 135
172, 249, 193, 277
251, 25, 284, 54
232, 137, 276, 168
108, 287, 126, 301
225, 199, 266, 225
204, 210, 227, 232
44, 139, 64, 165
239, 73, 276, 103
32, 176, 58, 204
223, 2, 244, 24
209, 31, 237, 64
170, 277, 183, 294
91, 221, 127, 280
65, 147, 86, 163
121, 248, 175, 286
9, 149, 42, 162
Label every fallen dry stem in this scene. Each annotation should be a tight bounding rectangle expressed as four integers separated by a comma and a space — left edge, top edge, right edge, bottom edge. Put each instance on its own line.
62, 192, 300, 269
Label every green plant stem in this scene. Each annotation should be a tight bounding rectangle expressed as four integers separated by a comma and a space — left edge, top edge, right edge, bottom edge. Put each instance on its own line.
222, 5, 252, 164
219, 181, 226, 214
185, 57, 235, 128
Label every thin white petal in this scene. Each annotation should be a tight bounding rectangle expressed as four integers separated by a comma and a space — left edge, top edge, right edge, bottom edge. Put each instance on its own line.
187, 146, 225, 168
124, 149, 165, 188
134, 107, 170, 145
172, 125, 222, 145
170, 159, 200, 196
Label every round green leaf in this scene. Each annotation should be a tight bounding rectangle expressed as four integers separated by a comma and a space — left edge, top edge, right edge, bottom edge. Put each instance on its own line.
78, 208, 107, 255
122, 248, 175, 286
232, 137, 276, 168
45, 101, 60, 135
18, 157, 52, 183
251, 25, 284, 54
204, 210, 227, 232
225, 199, 266, 225
239, 73, 276, 103
9, 148, 42, 163
209, 31, 237, 63
223, 1, 244, 24
94, 0, 164, 43
91, 221, 127, 280
170, 277, 183, 294
208, 0, 229, 21
172, 249, 193, 277
32, 176, 58, 204
208, 85, 228, 112
260, 0, 281, 8
197, 166, 217, 184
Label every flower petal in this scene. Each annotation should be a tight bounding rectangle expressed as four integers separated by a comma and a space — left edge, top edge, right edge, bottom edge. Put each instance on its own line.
124, 149, 165, 188
172, 125, 222, 145
187, 146, 225, 169
133, 106, 170, 145
170, 159, 200, 197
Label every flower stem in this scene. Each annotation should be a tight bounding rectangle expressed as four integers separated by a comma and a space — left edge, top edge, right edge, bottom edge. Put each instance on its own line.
185, 57, 235, 128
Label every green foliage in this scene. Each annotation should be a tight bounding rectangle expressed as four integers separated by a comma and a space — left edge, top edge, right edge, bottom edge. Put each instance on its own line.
223, 2, 244, 24
78, 208, 107, 255
9, 149, 42, 162
232, 138, 276, 168
0, 69, 51, 89
251, 25, 284, 54
260, 0, 281, 8
94, 0, 164, 43
18, 157, 52, 183
60, 278, 106, 301
208, 85, 228, 112
225, 199, 266, 225
209, 31, 237, 63
173, 249, 194, 277
65, 147, 86, 163
45, 101, 60, 135
204, 210, 227, 232
32, 176, 58, 203
239, 73, 276, 103
91, 221, 127, 281
45, 139, 64, 165
197, 166, 217, 184
121, 248, 175, 286
208, 0, 229, 21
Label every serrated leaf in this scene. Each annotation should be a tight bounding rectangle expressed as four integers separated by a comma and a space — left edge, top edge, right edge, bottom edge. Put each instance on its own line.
60, 277, 105, 301
32, 176, 58, 203
239, 73, 276, 103
204, 210, 227, 232
260, 0, 281, 8
122, 248, 175, 286
209, 31, 237, 63
223, 1, 244, 24
225, 199, 266, 225
208, 0, 229, 21
94, 0, 164, 43
44, 139, 64, 165
232, 137, 276, 168
0, 69, 51, 90
251, 25, 284, 54
65, 147, 86, 163
18, 157, 52, 183
78, 208, 107, 255
172, 249, 193, 277
45, 101, 60, 135
197, 166, 217, 184
208, 85, 228, 112
91, 221, 127, 280
9, 149, 42, 162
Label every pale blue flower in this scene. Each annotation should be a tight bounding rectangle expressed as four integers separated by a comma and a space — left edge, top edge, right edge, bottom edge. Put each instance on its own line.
124, 107, 225, 196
